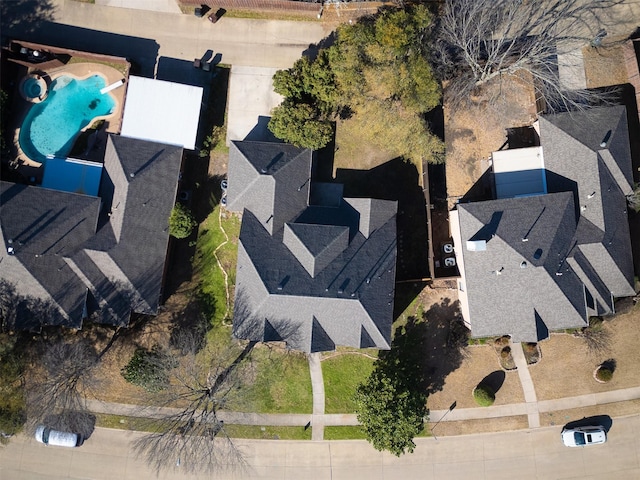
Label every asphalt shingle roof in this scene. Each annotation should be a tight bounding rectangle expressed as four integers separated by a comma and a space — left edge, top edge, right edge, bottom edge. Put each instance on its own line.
228, 140, 397, 352
456, 106, 635, 341
0, 135, 183, 330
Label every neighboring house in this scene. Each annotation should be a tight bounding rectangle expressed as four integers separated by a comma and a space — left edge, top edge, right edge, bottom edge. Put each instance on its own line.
451, 106, 636, 342
0, 135, 183, 330
226, 140, 398, 353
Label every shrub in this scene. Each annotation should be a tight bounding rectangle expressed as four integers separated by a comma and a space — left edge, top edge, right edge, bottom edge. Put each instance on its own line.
473, 384, 495, 406
121, 345, 174, 392
588, 316, 604, 330
169, 203, 197, 239
595, 366, 613, 382
494, 336, 510, 347
524, 343, 538, 354
198, 125, 224, 158
500, 346, 511, 359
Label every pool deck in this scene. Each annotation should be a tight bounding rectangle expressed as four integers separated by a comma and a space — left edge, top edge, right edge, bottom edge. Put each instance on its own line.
12, 61, 129, 173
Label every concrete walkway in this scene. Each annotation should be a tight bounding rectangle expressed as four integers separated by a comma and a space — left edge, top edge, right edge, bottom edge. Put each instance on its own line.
308, 352, 326, 440
510, 340, 540, 428
86, 384, 640, 432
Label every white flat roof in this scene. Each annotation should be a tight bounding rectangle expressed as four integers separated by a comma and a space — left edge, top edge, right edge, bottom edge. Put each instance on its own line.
121, 76, 203, 150
492, 146, 547, 199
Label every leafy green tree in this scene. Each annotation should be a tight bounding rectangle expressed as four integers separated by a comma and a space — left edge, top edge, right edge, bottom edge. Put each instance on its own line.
268, 102, 333, 150
269, 5, 443, 163
354, 363, 426, 456
169, 203, 197, 239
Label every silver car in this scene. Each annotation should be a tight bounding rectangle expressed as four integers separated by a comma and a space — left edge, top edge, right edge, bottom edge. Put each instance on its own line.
561, 426, 607, 447
35, 425, 83, 447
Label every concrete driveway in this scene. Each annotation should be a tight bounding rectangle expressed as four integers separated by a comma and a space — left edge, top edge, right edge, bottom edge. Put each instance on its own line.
226, 65, 284, 144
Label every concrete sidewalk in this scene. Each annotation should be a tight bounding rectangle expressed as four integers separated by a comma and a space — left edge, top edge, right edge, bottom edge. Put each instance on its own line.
87, 384, 640, 430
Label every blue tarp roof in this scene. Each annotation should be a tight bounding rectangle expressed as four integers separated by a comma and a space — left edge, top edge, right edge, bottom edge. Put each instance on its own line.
42, 158, 103, 196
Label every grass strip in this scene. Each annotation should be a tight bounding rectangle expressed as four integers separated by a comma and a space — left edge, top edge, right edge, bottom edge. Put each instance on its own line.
95, 413, 312, 439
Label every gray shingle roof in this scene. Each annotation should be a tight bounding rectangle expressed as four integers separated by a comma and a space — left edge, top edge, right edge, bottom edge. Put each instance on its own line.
226, 141, 312, 235
0, 135, 183, 330
0, 181, 101, 329
456, 106, 635, 341
458, 192, 587, 341
229, 140, 397, 353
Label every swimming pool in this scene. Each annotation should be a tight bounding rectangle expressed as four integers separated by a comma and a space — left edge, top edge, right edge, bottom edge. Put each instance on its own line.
19, 74, 115, 162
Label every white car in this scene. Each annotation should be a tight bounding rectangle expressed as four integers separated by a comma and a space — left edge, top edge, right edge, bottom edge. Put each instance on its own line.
35, 425, 83, 447
561, 426, 607, 447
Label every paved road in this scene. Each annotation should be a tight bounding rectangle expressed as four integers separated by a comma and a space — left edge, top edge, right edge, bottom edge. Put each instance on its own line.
2, 415, 640, 479
1, 0, 328, 75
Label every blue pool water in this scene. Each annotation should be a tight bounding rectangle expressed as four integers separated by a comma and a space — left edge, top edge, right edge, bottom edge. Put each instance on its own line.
19, 74, 115, 162
23, 77, 44, 98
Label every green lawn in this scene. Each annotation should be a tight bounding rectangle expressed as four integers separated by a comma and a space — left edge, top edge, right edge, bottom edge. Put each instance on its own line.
224, 424, 312, 440
322, 354, 375, 414
242, 348, 312, 414
194, 206, 241, 326
324, 426, 367, 440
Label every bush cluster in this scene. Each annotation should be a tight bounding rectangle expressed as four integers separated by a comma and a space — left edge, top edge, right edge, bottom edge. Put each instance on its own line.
121, 345, 174, 392
473, 384, 495, 407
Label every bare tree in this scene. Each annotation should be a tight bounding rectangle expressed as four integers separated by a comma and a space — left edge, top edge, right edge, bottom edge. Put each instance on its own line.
25, 338, 100, 437
434, 0, 624, 112
132, 329, 254, 476
574, 316, 611, 357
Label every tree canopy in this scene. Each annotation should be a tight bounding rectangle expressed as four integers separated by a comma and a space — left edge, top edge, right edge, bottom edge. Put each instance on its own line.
434, 0, 622, 112
354, 364, 427, 456
269, 5, 443, 164
169, 203, 197, 239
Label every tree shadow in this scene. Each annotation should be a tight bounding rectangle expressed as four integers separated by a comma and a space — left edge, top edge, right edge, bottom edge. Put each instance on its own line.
478, 371, 506, 394
600, 358, 617, 373
564, 415, 613, 433
42, 412, 96, 441
376, 297, 468, 398
0, 0, 55, 37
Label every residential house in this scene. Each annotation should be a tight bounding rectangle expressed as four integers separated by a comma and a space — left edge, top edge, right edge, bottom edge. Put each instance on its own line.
226, 140, 398, 353
450, 106, 636, 342
0, 135, 183, 330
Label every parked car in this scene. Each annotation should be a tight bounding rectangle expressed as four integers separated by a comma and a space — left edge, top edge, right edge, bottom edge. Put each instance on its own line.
208, 8, 226, 23
561, 425, 607, 447
35, 425, 83, 447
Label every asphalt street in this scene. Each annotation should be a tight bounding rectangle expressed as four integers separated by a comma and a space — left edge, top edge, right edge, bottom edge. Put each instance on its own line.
2, 415, 640, 479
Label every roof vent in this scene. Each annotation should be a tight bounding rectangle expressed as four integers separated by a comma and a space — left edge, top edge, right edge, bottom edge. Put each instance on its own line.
466, 240, 487, 251
580, 205, 587, 212
7, 246, 15, 255
129, 172, 135, 178
520, 261, 527, 268
587, 192, 596, 199
277, 275, 290, 291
